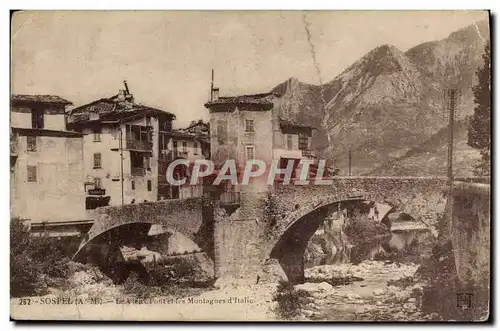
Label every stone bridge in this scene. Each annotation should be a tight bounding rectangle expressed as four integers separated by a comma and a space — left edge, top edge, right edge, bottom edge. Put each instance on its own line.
72, 198, 214, 269
215, 177, 450, 284
73, 176, 477, 284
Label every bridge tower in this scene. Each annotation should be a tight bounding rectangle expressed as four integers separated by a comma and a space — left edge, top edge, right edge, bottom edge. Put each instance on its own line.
203, 77, 317, 283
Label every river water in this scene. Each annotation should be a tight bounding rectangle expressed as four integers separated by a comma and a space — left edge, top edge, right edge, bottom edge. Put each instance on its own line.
300, 224, 435, 321
305, 225, 433, 268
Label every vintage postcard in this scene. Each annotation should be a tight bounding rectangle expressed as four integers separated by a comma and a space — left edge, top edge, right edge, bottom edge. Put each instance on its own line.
10, 10, 490, 321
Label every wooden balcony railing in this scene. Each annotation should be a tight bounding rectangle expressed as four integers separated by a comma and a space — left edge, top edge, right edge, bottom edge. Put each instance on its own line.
174, 150, 189, 159
301, 149, 316, 158
10, 137, 17, 156
126, 139, 153, 151
219, 191, 241, 205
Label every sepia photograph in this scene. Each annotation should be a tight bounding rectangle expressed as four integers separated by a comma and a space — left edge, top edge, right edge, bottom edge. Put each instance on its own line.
9, 10, 491, 321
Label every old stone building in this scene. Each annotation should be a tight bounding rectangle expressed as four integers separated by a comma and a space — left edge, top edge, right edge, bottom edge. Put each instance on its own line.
67, 84, 176, 207
165, 120, 210, 199
204, 87, 317, 279
10, 94, 87, 224
204, 89, 317, 194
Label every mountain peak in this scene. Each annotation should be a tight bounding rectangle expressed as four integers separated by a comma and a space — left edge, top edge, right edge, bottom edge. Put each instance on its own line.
373, 44, 400, 52
272, 77, 308, 96
285, 76, 301, 84
366, 44, 402, 58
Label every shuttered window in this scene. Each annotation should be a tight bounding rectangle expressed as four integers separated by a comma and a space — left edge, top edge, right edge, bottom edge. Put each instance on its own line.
27, 165, 37, 182
93, 153, 102, 168
27, 136, 37, 152
217, 120, 227, 144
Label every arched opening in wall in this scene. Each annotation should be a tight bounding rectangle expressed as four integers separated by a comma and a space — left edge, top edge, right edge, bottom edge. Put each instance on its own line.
269, 199, 397, 284
74, 222, 214, 285
381, 212, 415, 230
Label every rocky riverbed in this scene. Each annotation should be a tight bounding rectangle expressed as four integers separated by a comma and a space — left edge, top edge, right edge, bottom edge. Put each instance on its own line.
12, 259, 436, 321
289, 260, 436, 321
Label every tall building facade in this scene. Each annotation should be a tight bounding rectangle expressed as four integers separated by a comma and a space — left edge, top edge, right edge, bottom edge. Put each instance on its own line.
160, 120, 210, 200
10, 95, 87, 222
67, 87, 176, 207
204, 89, 317, 196
204, 88, 318, 279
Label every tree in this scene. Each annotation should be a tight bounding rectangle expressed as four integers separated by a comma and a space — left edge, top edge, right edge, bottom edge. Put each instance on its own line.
467, 40, 491, 175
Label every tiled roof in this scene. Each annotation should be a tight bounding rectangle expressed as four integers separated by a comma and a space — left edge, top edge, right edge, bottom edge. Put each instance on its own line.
279, 117, 317, 130
68, 96, 175, 125
169, 130, 209, 141
204, 92, 280, 107
183, 120, 209, 131
11, 94, 72, 105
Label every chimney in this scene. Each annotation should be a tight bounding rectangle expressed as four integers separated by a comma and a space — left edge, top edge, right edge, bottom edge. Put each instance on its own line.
123, 80, 134, 103
123, 80, 130, 94
211, 87, 219, 102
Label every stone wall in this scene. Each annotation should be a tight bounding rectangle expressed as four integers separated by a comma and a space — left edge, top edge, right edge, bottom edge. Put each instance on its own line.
213, 191, 269, 283
449, 181, 490, 286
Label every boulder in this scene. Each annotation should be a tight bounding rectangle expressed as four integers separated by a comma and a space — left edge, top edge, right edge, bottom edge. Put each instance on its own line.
294, 282, 333, 294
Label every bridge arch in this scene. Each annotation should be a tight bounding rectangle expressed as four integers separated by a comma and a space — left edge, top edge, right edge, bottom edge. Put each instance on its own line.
268, 194, 396, 284
73, 198, 215, 267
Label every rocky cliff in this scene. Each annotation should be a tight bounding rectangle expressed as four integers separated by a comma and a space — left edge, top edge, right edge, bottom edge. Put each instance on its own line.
272, 19, 489, 175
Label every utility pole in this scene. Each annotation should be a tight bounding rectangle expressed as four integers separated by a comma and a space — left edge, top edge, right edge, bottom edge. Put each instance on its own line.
120, 127, 124, 205
210, 69, 214, 102
447, 88, 457, 182
348, 150, 352, 176
444, 87, 457, 240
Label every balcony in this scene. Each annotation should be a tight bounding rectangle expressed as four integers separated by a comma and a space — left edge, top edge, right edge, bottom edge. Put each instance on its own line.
126, 139, 153, 152
10, 134, 17, 167
301, 149, 316, 159
174, 150, 189, 159
220, 191, 241, 206
219, 191, 241, 215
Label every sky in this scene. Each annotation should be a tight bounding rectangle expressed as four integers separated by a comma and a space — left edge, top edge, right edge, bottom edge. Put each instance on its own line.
11, 10, 488, 128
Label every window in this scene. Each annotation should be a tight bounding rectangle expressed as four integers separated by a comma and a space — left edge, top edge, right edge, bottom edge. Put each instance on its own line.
182, 141, 187, 153
217, 120, 227, 144
298, 134, 308, 151
163, 120, 172, 132
245, 146, 255, 160
27, 165, 37, 182
159, 132, 166, 150
140, 127, 149, 142
93, 127, 101, 142
245, 119, 255, 133
144, 155, 151, 170
194, 142, 199, 155
27, 136, 37, 152
131, 151, 145, 169
93, 153, 102, 169
146, 116, 151, 126
94, 177, 101, 188
287, 134, 293, 150
131, 180, 135, 190
31, 109, 44, 129
147, 180, 152, 192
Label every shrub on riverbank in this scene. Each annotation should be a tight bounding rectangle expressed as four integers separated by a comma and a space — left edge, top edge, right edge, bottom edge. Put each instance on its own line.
10, 218, 73, 297
345, 215, 390, 245
272, 280, 310, 320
